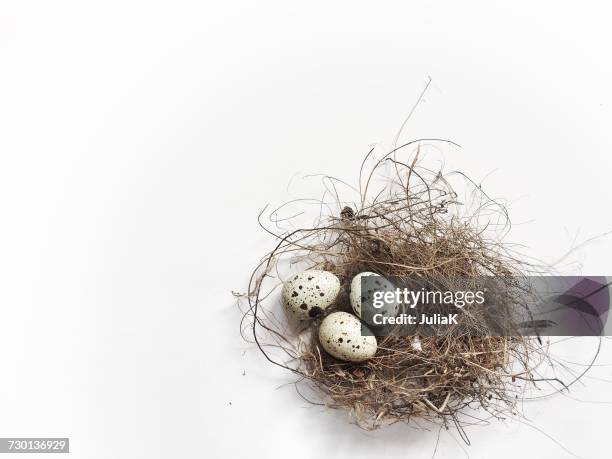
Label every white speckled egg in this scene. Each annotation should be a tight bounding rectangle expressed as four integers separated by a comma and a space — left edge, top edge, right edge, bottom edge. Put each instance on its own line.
318, 312, 377, 362
350, 272, 399, 325
281, 269, 340, 320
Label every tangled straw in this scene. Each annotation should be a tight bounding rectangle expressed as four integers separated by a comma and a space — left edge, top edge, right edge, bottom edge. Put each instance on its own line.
240, 142, 560, 438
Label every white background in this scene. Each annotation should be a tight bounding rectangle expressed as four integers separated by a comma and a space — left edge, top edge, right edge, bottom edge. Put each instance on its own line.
1, 1, 612, 458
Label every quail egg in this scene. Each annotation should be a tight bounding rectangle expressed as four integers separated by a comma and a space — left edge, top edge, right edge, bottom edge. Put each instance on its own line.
318, 312, 377, 362
281, 269, 340, 320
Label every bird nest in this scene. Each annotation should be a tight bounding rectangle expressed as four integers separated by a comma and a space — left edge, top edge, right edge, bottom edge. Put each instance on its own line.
240, 142, 551, 435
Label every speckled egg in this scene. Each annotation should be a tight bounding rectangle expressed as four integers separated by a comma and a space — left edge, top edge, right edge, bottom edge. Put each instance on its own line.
350, 272, 399, 324
318, 312, 377, 362
281, 269, 340, 320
